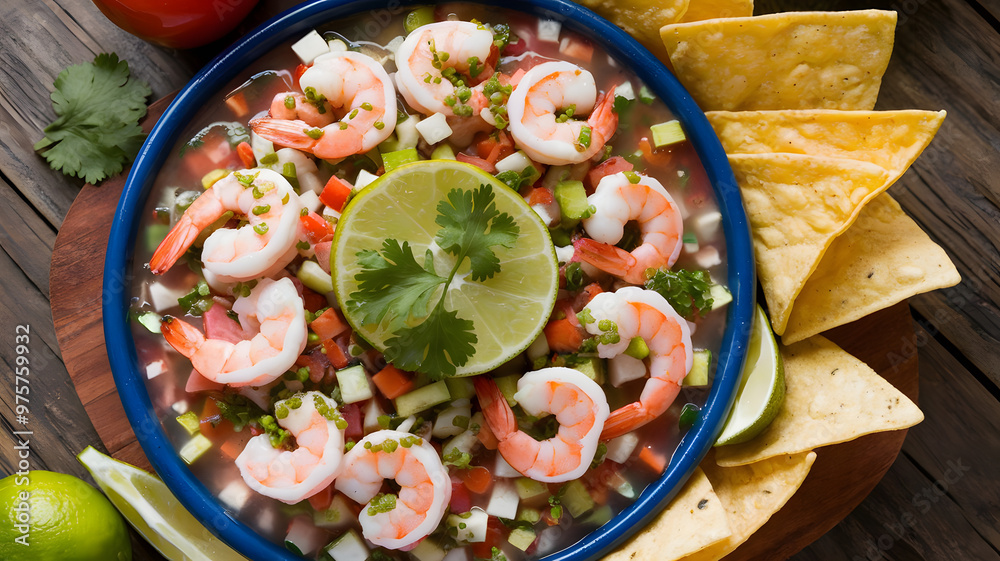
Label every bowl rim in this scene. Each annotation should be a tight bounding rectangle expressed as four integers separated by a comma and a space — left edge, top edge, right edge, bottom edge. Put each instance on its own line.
103, 0, 755, 559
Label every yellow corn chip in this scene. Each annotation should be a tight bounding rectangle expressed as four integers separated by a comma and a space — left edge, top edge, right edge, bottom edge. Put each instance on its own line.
730, 153, 890, 334
574, 0, 688, 59
679, 0, 754, 22
714, 335, 923, 467
661, 11, 896, 111
605, 467, 732, 561
706, 109, 945, 184
678, 451, 816, 561
783, 194, 961, 344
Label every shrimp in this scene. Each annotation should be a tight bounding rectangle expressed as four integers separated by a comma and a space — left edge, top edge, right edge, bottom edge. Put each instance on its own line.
160, 277, 307, 387
506, 61, 618, 165
574, 172, 683, 284
395, 21, 499, 118
250, 51, 397, 159
475, 367, 610, 483
236, 391, 346, 504
149, 168, 304, 284
334, 430, 451, 550
266, 91, 336, 128
582, 286, 693, 440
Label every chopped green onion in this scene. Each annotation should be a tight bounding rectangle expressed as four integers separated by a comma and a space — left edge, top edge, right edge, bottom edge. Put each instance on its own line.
254, 222, 269, 235
252, 204, 271, 215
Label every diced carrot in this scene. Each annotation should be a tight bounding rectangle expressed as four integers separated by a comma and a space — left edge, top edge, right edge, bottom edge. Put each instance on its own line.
226, 92, 249, 117
323, 339, 350, 369
544, 318, 584, 353
526, 186, 554, 206
560, 37, 594, 62
638, 446, 667, 473
372, 365, 415, 400
220, 440, 242, 460
460, 466, 493, 495
300, 212, 334, 244
456, 152, 497, 174
236, 141, 255, 168
585, 156, 633, 193
476, 419, 499, 450
319, 175, 353, 212
307, 485, 334, 511
310, 308, 349, 341
199, 399, 234, 440
639, 137, 673, 166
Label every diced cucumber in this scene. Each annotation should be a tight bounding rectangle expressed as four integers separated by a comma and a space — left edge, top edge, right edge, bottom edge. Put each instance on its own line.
404, 6, 436, 33
560, 479, 594, 518
623, 336, 649, 360
650, 120, 686, 148
297, 260, 333, 294
432, 399, 472, 438
580, 504, 614, 527
337, 365, 373, 404
410, 537, 448, 561
136, 312, 162, 334
201, 169, 229, 189
554, 179, 590, 228
176, 411, 200, 436
325, 528, 368, 561
382, 147, 420, 172
447, 507, 488, 543
394, 380, 451, 417
516, 506, 541, 524
285, 515, 327, 556
313, 493, 355, 529
179, 434, 212, 464
573, 357, 606, 385
684, 349, 712, 387
514, 477, 549, 504
485, 479, 519, 519
445, 377, 475, 400
145, 223, 170, 254
508, 526, 537, 551
710, 284, 733, 310
431, 143, 456, 160
494, 374, 521, 406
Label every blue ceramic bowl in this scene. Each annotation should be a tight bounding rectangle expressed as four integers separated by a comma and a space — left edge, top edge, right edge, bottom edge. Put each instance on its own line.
104, 1, 755, 559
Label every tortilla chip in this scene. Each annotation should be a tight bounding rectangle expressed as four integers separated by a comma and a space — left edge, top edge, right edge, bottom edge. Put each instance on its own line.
605, 467, 731, 561
574, 0, 688, 59
730, 153, 890, 334
782, 194, 961, 344
678, 451, 816, 560
706, 109, 946, 185
661, 11, 896, 111
714, 335, 923, 467
679, 0, 754, 22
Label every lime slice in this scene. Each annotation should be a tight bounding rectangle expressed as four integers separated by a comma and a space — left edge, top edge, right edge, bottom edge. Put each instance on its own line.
77, 447, 247, 561
715, 305, 786, 446
332, 160, 559, 376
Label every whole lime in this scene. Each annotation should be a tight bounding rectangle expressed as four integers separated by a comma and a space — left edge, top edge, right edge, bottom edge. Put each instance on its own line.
0, 470, 131, 561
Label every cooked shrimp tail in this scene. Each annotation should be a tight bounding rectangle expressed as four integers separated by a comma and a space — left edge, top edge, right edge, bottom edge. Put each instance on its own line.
572, 238, 638, 279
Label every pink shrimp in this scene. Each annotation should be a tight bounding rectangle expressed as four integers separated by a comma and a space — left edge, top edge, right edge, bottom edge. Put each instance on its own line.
574, 172, 683, 284
236, 391, 346, 504
250, 51, 396, 159
506, 61, 618, 165
266, 91, 336, 128
159, 277, 307, 387
475, 367, 610, 482
582, 286, 692, 440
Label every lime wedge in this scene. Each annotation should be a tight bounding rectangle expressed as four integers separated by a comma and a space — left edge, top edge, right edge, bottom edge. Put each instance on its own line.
77, 447, 247, 561
332, 160, 559, 376
715, 305, 786, 446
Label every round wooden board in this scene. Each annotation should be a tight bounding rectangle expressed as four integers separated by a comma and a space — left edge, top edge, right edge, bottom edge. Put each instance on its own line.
48, 96, 918, 561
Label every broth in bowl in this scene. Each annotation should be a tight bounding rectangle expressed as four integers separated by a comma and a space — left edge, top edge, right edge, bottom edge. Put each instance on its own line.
122, 3, 739, 560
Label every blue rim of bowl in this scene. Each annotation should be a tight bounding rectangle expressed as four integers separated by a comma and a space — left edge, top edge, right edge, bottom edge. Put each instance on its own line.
103, 0, 755, 559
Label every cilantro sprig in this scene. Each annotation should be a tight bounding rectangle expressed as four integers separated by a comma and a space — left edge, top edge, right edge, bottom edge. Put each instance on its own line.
644, 268, 715, 319
34, 53, 151, 184
348, 183, 519, 378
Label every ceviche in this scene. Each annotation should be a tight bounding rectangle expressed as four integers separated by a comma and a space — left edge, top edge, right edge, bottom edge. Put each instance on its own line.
129, 4, 732, 560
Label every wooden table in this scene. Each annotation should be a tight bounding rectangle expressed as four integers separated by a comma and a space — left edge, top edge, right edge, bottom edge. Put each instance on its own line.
1, 0, 998, 559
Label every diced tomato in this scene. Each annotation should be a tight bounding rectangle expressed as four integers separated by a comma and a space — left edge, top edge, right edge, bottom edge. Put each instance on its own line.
476, 419, 499, 450
236, 140, 255, 168
225, 93, 250, 118
310, 308, 349, 341
372, 365, 415, 400
509, 67, 527, 87
639, 137, 673, 166
475, 130, 515, 165
450, 477, 473, 513
456, 152, 497, 174
202, 304, 245, 344
544, 318, 585, 353
307, 485, 334, 511
323, 339, 350, 369
585, 156, 633, 193
296, 348, 332, 383
572, 282, 604, 310
186, 369, 224, 394
320, 175, 353, 212
460, 465, 493, 495
300, 284, 328, 313
293, 63, 308, 90
340, 402, 363, 441
300, 212, 335, 244
471, 517, 507, 559
526, 186, 554, 206
313, 240, 333, 275
248, 424, 264, 436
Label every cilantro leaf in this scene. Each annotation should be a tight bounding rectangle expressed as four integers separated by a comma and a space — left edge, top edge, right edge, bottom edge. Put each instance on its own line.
384, 304, 476, 378
644, 268, 714, 319
435, 184, 519, 282
34, 53, 151, 184
348, 240, 446, 327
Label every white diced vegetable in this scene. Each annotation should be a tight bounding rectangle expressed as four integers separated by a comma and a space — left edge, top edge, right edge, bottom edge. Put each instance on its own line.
298, 190, 322, 213
442, 546, 472, 561
443, 428, 480, 458
285, 515, 327, 556
395, 115, 421, 149
415, 113, 453, 145
385, 36, 406, 58
337, 365, 374, 404
328, 38, 348, 52
354, 169, 379, 190
322, 204, 341, 221
277, 147, 319, 175
494, 150, 533, 174
299, 171, 323, 195
218, 480, 252, 510
554, 244, 575, 264
694, 246, 722, 269
605, 432, 640, 464
148, 282, 189, 312
615, 80, 635, 100
313, 493, 355, 529
486, 479, 519, 519
145, 360, 167, 380
531, 204, 556, 226
447, 507, 488, 543
297, 260, 334, 294
694, 211, 723, 241
525, 331, 550, 361
292, 30, 331, 64
537, 19, 561, 42
608, 353, 646, 387
683, 238, 700, 254
363, 396, 386, 434
325, 528, 369, 561
432, 399, 472, 439
494, 454, 522, 479
250, 131, 274, 163
171, 400, 188, 415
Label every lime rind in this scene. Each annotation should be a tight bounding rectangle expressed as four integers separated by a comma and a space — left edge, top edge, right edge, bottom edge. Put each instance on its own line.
714, 305, 786, 446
